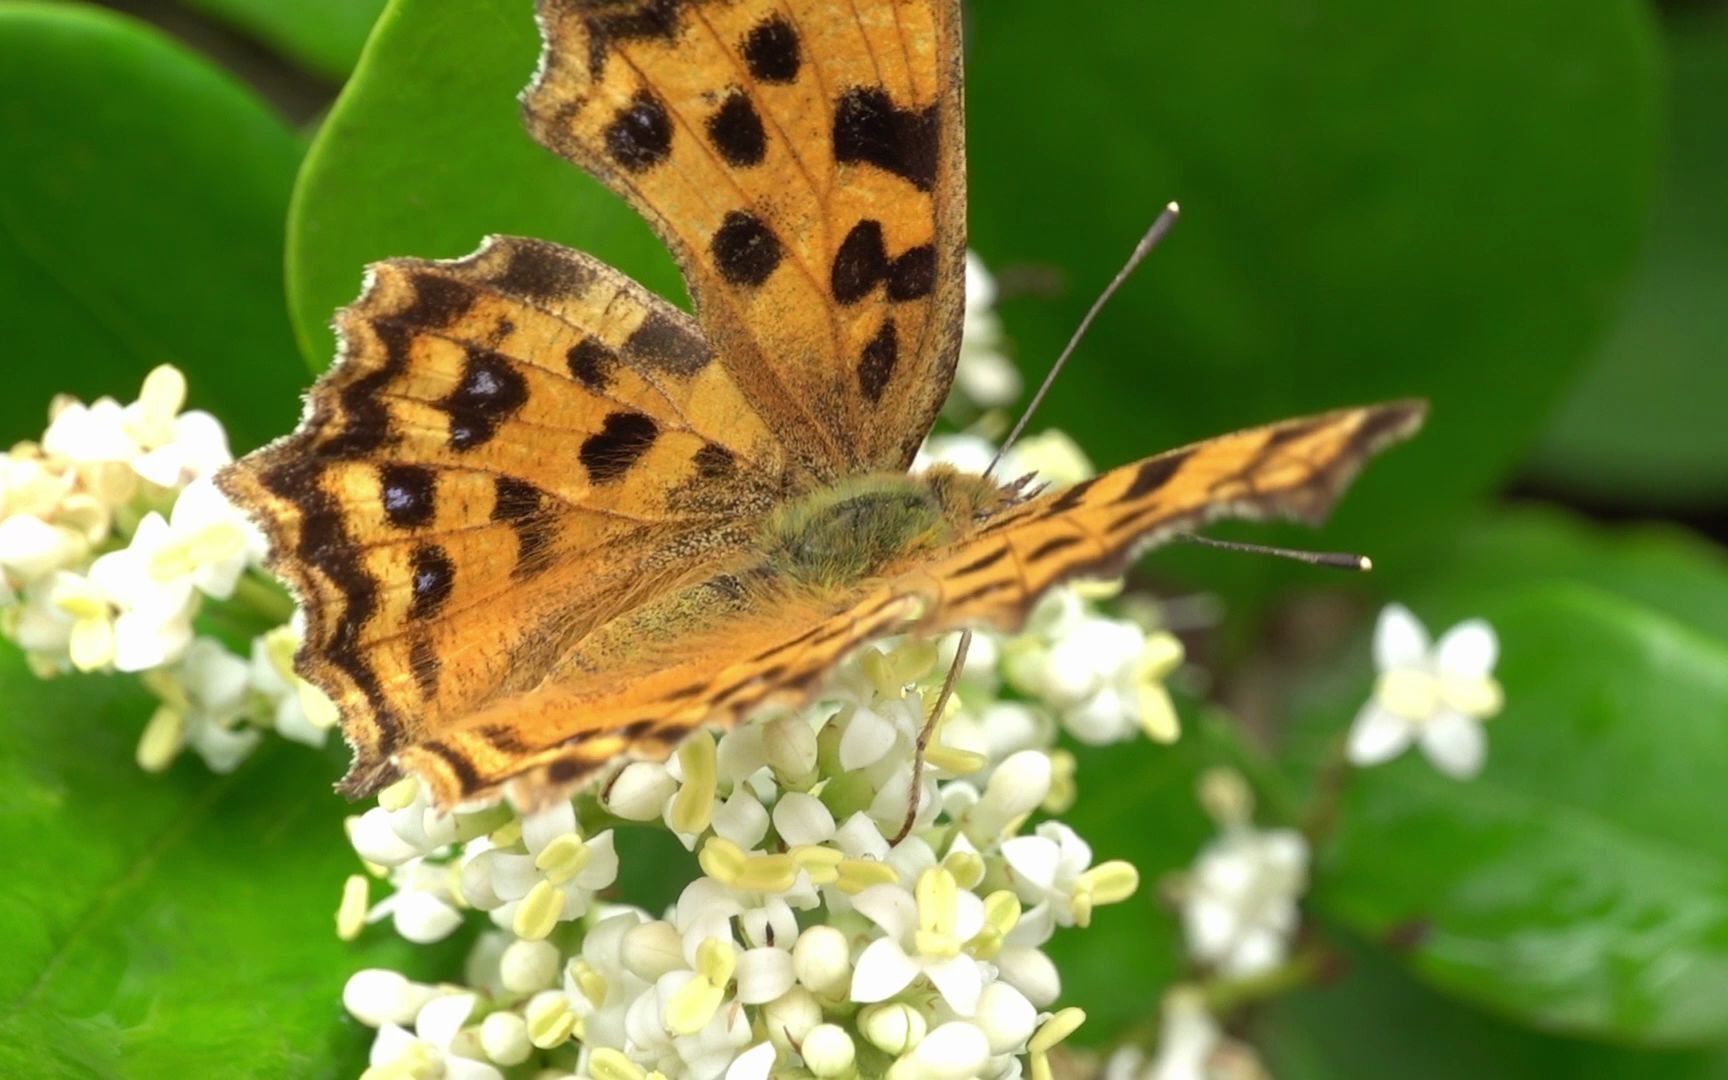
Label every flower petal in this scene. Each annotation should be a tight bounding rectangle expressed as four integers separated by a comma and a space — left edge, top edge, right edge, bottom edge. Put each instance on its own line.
849, 938, 919, 1003
925, 954, 984, 1016
852, 883, 917, 940
1000, 836, 1060, 893
1346, 702, 1415, 766
1373, 603, 1430, 671
1435, 618, 1498, 678
1420, 709, 1487, 779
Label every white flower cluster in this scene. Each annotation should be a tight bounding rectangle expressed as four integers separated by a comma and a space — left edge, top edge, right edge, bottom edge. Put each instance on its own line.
950, 253, 1022, 413
343, 613, 1163, 1080
0, 365, 334, 771
337, 250, 1194, 1080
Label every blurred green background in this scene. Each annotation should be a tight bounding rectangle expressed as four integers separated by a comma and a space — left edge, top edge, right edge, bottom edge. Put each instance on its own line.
1, 0, 1723, 1075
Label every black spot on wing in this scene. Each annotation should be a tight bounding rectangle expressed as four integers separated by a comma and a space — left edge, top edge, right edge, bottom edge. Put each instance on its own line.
258, 456, 400, 748
711, 210, 783, 286
833, 87, 939, 192
625, 309, 713, 375
1352, 403, 1425, 452
409, 544, 456, 620
440, 347, 528, 450
422, 740, 484, 795
831, 220, 889, 304
887, 245, 936, 301
1123, 449, 1194, 501
693, 443, 736, 479
1263, 416, 1330, 450
328, 273, 474, 458
1028, 534, 1085, 561
581, 0, 682, 78
742, 15, 800, 83
409, 634, 440, 700
580, 411, 659, 483
707, 90, 767, 167
857, 319, 898, 403
545, 757, 587, 784
567, 338, 617, 391
953, 546, 1010, 575
605, 89, 673, 172
489, 240, 592, 301
380, 464, 437, 529
394, 273, 478, 329
493, 476, 558, 578
1048, 477, 1100, 514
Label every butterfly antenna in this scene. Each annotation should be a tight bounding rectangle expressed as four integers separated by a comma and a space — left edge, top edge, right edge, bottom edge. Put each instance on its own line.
1182, 533, 1373, 572
986, 201, 1182, 479
891, 629, 972, 846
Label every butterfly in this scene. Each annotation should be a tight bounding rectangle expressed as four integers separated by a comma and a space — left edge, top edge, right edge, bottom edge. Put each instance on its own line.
219, 0, 1424, 811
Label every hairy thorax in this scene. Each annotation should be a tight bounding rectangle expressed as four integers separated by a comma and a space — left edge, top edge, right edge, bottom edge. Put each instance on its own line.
762, 465, 1011, 590
552, 467, 1012, 678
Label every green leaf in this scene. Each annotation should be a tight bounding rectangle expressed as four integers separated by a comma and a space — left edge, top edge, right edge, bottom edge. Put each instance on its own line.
180, 0, 387, 81
1312, 584, 1728, 1045
1385, 503, 1728, 643
285, 0, 676, 370
1528, 6, 1728, 506
0, 4, 307, 453
0, 645, 462, 1076
966, 0, 1660, 592
1263, 930, 1728, 1079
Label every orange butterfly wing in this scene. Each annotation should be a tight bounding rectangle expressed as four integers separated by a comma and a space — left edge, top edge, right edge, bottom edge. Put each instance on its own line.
525, 0, 967, 478
219, 237, 790, 794
402, 402, 1424, 809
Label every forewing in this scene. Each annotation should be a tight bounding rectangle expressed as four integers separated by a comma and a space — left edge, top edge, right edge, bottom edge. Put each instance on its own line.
219, 237, 785, 795
898, 402, 1430, 633
525, 0, 967, 478
398, 582, 923, 809
397, 401, 1424, 809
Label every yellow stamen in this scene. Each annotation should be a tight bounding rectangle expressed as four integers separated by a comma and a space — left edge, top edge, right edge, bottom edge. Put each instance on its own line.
513, 879, 565, 940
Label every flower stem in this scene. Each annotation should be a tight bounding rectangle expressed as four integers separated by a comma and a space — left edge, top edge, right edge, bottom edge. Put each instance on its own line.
231, 570, 295, 625
1199, 946, 1328, 1013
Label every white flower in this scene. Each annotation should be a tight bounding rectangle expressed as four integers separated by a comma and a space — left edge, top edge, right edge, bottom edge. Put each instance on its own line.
1347, 603, 1502, 779
954, 251, 1022, 409
1002, 822, 1139, 940
343, 968, 439, 1028
42, 395, 139, 465
1179, 825, 1308, 979
368, 858, 466, 944
851, 868, 988, 1016
1107, 986, 1268, 1080
886, 1019, 991, 1080
365, 991, 501, 1080
0, 513, 85, 586
248, 620, 336, 746
463, 800, 618, 939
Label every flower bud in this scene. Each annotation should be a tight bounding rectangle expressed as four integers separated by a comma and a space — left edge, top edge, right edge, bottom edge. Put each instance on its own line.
803, 1023, 857, 1077
342, 968, 433, 1027
500, 938, 561, 993
479, 1010, 532, 1065
761, 986, 822, 1050
763, 714, 819, 788
605, 761, 678, 821
621, 920, 685, 981
792, 924, 851, 996
859, 1002, 928, 1055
